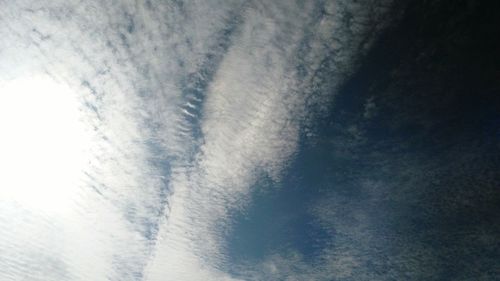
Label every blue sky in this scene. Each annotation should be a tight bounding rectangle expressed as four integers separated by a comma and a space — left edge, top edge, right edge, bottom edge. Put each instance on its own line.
1, 0, 499, 280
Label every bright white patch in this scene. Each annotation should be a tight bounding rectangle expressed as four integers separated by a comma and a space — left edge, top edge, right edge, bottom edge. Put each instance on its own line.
0, 75, 90, 214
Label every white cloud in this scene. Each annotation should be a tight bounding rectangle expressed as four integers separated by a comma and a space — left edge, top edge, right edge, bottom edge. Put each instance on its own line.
0, 0, 394, 280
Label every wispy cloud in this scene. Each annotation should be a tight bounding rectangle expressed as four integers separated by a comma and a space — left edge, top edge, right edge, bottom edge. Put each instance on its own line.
0, 0, 394, 280
144, 1, 395, 280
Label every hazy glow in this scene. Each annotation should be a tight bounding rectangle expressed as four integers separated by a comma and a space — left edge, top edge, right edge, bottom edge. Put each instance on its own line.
0, 75, 90, 214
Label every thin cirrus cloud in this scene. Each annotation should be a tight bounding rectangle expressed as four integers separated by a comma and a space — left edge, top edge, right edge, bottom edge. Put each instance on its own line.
0, 0, 392, 280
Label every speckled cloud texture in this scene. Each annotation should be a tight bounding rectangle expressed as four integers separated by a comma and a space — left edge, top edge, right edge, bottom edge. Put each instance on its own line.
0, 1, 395, 280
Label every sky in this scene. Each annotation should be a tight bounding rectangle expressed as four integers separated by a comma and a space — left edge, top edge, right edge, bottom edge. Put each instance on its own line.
0, 0, 499, 280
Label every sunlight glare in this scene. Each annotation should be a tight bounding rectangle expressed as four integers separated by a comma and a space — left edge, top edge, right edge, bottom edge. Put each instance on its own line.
0, 75, 91, 214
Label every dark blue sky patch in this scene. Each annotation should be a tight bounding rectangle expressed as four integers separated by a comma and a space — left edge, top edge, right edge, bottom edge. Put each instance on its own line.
225, 136, 335, 264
